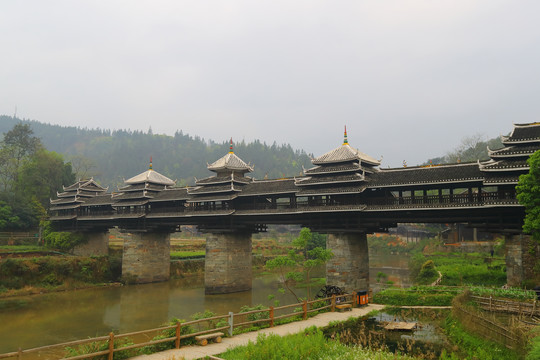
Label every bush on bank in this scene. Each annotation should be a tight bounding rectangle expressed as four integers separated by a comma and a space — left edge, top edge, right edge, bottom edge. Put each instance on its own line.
0, 256, 119, 292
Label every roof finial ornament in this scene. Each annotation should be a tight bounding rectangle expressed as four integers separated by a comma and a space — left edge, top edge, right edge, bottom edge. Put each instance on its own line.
229, 138, 234, 154
149, 156, 153, 170
343, 125, 349, 145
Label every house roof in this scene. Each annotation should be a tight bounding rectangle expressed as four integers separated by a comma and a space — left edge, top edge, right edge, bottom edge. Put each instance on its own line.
502, 123, 540, 144
368, 163, 484, 187
207, 152, 254, 173
124, 169, 175, 186
312, 144, 380, 166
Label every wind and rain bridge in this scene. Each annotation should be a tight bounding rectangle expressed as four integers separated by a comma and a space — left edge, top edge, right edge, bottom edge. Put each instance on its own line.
48, 123, 539, 294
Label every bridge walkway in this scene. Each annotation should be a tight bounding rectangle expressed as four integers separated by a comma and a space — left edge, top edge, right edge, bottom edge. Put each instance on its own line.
130, 304, 386, 360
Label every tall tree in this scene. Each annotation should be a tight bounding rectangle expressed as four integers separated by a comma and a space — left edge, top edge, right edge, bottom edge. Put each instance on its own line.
0, 123, 41, 192
516, 150, 540, 242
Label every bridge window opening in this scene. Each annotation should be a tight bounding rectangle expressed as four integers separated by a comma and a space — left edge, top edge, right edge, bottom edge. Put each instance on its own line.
276, 197, 291, 209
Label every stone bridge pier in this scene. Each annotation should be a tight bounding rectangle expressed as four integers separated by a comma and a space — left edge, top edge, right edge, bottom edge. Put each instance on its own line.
122, 231, 171, 284
71, 231, 109, 256
326, 232, 370, 293
204, 231, 252, 294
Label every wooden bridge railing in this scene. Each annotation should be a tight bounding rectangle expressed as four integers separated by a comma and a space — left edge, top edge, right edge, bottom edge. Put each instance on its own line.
0, 294, 356, 360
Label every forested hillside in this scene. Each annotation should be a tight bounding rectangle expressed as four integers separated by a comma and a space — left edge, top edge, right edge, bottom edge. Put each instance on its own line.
0, 116, 313, 190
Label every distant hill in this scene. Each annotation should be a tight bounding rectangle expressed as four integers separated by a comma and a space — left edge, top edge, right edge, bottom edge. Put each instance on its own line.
424, 134, 504, 166
0, 116, 313, 190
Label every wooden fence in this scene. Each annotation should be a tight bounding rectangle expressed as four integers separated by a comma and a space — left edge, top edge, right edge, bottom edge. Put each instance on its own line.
471, 295, 540, 317
0, 293, 356, 360
453, 305, 521, 350
453, 295, 536, 352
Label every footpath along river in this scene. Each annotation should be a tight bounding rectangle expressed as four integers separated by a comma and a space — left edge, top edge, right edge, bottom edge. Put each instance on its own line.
0, 253, 409, 353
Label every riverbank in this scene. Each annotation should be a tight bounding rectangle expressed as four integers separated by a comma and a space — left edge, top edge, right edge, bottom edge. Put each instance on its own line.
129, 304, 386, 360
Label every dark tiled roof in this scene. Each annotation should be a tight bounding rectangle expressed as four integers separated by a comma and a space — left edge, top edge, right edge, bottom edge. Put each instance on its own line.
483, 173, 520, 185
188, 184, 243, 195
368, 163, 484, 187
50, 197, 84, 205
150, 188, 191, 202
186, 194, 239, 202
503, 123, 540, 143
295, 174, 365, 186
312, 144, 380, 166
80, 195, 113, 206
479, 159, 529, 171
304, 163, 362, 175
49, 204, 80, 211
297, 185, 367, 196
113, 191, 154, 200
63, 179, 107, 192
196, 175, 252, 185
112, 200, 149, 207
238, 179, 298, 196
489, 145, 540, 158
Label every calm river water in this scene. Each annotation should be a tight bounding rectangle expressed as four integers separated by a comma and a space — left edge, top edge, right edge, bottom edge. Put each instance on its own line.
0, 253, 409, 353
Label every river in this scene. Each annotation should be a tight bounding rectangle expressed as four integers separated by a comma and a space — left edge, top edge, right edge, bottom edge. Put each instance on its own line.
0, 253, 409, 353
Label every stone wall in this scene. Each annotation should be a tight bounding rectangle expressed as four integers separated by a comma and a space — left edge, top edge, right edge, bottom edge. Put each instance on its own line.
326, 232, 369, 292
506, 234, 540, 287
71, 232, 109, 256
122, 232, 170, 283
205, 232, 252, 294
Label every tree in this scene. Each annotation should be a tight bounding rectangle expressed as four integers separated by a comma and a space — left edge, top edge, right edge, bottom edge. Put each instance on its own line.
18, 149, 76, 207
0, 123, 42, 192
266, 228, 333, 301
516, 150, 540, 242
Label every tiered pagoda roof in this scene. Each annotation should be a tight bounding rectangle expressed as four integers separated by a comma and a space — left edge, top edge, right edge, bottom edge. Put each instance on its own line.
295, 127, 379, 196
112, 159, 175, 212
188, 139, 254, 203
479, 123, 540, 184
49, 179, 108, 218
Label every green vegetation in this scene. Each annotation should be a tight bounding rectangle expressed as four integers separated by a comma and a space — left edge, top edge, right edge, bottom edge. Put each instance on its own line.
0, 116, 312, 189
517, 149, 540, 243
409, 251, 506, 286
0, 123, 75, 231
0, 256, 119, 295
372, 286, 455, 306
266, 228, 333, 302
170, 250, 205, 259
219, 327, 416, 360
441, 316, 521, 360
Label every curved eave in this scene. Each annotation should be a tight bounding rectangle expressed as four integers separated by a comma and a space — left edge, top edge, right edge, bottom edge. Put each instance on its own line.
237, 190, 299, 197
295, 178, 366, 186
501, 137, 540, 145
188, 188, 242, 195
368, 178, 484, 188
365, 202, 522, 212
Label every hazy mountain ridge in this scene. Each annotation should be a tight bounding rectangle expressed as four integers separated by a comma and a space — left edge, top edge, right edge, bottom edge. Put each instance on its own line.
0, 116, 313, 190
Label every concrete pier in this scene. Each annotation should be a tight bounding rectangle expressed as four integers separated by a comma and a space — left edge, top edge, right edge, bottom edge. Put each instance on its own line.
326, 232, 369, 292
122, 232, 171, 283
205, 232, 252, 294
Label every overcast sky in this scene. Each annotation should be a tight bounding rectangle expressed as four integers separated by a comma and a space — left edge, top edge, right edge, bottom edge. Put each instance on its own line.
1, 1, 540, 167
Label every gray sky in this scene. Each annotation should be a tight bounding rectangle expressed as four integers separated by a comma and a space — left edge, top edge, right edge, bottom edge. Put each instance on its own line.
2, 1, 540, 167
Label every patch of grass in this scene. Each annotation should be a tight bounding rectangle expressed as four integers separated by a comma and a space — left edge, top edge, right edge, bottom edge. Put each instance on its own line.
170, 250, 205, 259
220, 327, 416, 360
372, 286, 456, 306
442, 316, 520, 360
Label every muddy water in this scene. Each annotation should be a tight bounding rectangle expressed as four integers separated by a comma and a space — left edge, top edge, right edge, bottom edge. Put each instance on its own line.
0, 253, 410, 353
